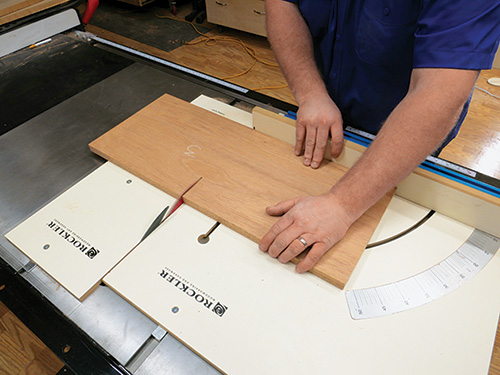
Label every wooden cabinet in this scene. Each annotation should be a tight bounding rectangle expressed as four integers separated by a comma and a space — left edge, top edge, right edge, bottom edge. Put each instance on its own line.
206, 0, 267, 37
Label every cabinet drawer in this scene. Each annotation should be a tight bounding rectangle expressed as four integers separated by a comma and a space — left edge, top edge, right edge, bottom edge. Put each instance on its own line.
206, 0, 266, 37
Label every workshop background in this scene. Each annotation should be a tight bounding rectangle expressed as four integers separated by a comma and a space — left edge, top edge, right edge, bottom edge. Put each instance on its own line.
83, 0, 500, 179
1, 0, 500, 373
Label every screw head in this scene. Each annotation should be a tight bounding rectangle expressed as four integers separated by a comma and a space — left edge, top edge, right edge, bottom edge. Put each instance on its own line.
43, 244, 50, 250
171, 306, 179, 314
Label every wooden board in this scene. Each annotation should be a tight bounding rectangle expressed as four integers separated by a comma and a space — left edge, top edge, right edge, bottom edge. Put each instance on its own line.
0, 0, 70, 26
252, 106, 500, 238
0, 0, 42, 17
206, 0, 267, 37
90, 94, 394, 289
491, 316, 500, 375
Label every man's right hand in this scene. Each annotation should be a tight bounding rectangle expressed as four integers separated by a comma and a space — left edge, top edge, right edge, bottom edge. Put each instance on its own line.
295, 94, 344, 168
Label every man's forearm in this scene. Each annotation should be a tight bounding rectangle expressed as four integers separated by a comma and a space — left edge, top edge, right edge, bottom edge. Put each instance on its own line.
266, 0, 328, 105
330, 68, 478, 224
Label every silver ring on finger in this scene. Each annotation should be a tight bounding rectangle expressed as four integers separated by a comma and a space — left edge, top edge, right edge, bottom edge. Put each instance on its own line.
298, 237, 307, 247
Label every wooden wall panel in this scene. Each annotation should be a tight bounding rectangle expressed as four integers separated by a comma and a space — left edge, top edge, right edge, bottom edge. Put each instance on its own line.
0, 0, 69, 26
491, 316, 500, 374
0, 0, 42, 17
90, 94, 393, 289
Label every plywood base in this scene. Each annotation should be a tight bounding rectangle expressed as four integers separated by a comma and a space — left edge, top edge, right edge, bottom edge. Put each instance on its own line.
90, 94, 394, 289
104, 202, 500, 375
5, 163, 176, 300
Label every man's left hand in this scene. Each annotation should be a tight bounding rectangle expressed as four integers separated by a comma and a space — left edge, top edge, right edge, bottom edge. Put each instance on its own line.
258, 192, 352, 273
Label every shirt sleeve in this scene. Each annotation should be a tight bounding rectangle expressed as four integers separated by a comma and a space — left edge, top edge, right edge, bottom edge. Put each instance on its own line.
414, 0, 500, 69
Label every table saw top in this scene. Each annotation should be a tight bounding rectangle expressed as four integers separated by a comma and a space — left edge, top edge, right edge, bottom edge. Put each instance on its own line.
1, 15, 500, 374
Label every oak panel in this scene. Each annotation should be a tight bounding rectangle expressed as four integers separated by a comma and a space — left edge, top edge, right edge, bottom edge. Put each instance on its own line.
0, 0, 70, 26
0, 0, 42, 17
491, 316, 500, 375
90, 94, 393, 289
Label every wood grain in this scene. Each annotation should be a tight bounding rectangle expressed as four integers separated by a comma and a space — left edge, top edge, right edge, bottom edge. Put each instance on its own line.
441, 69, 500, 180
90, 94, 393, 289
0, 0, 42, 17
206, 0, 267, 37
252, 106, 500, 240
491, 316, 500, 375
494, 50, 500, 69
0, 0, 70, 26
0, 301, 64, 374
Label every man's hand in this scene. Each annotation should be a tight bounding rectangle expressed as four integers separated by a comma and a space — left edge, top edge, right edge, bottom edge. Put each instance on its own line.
295, 95, 344, 168
258, 68, 478, 275
266, 0, 344, 167
258, 192, 353, 274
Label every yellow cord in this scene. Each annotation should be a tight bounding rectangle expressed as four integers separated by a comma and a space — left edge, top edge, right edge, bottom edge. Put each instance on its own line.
253, 84, 289, 91
153, 10, 288, 91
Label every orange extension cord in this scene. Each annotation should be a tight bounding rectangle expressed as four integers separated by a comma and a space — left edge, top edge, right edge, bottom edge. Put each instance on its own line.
154, 10, 289, 91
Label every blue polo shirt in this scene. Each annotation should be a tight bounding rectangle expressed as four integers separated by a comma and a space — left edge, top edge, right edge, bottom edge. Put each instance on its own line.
283, 0, 500, 143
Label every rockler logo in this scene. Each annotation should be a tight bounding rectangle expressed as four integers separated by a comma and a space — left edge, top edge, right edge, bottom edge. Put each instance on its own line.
159, 267, 228, 318
47, 219, 100, 259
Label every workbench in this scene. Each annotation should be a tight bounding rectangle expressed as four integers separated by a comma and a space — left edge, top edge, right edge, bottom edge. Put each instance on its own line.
1, 6, 500, 375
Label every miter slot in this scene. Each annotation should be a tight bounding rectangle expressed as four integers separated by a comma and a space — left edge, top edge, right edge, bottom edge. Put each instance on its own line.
18, 260, 37, 274
125, 325, 169, 372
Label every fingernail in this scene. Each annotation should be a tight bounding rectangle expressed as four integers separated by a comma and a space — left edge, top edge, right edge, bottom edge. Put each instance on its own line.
259, 244, 265, 251
311, 161, 318, 168
295, 150, 300, 156
304, 158, 310, 165
296, 266, 304, 274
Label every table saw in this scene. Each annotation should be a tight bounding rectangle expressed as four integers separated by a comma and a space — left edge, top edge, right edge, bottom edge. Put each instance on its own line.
1, 6, 500, 375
